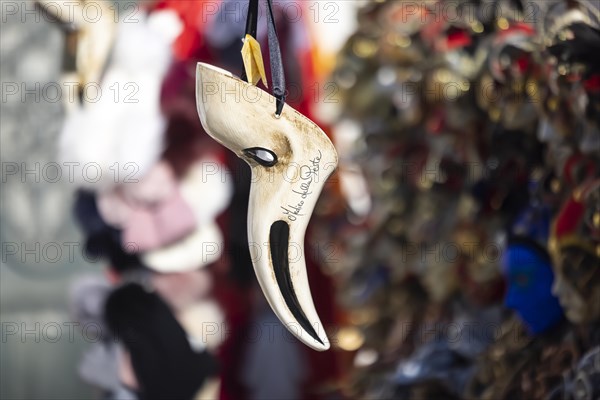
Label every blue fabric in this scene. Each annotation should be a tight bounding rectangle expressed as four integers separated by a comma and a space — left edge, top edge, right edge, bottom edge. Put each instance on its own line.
503, 244, 564, 335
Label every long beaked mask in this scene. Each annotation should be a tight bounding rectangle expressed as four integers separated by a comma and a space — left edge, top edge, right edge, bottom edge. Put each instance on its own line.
196, 62, 338, 351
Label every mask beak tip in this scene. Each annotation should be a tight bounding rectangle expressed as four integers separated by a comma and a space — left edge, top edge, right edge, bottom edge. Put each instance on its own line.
305, 334, 330, 352
317, 340, 331, 352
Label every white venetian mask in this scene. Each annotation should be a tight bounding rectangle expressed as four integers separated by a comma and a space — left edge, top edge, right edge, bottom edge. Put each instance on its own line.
196, 62, 338, 351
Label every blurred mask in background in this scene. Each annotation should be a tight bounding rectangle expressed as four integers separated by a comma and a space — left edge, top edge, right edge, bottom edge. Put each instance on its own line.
551, 180, 600, 325
503, 238, 564, 335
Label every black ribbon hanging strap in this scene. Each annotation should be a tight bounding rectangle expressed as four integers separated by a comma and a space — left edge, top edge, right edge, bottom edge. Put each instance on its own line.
244, 0, 259, 44
241, 0, 286, 116
265, 0, 286, 116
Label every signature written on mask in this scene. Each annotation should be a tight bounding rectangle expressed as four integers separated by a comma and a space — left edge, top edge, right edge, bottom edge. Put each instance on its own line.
281, 151, 322, 222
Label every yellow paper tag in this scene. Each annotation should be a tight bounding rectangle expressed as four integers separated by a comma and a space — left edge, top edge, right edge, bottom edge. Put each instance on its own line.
241, 34, 268, 88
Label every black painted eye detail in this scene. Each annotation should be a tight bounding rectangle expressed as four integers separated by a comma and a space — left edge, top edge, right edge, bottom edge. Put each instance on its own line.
243, 147, 278, 167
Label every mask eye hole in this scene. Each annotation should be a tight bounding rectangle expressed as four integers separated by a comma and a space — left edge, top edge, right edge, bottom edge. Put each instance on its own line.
243, 147, 278, 167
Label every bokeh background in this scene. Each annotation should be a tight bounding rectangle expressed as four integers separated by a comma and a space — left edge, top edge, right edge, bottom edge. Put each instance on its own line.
0, 1, 358, 398
1, 1, 600, 400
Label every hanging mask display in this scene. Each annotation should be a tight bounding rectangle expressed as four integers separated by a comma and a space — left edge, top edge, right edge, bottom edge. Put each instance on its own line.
541, 0, 600, 140
546, 18, 600, 154
503, 237, 564, 335
550, 180, 600, 324
301, 0, 600, 397
195, 0, 337, 351
477, 22, 540, 130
